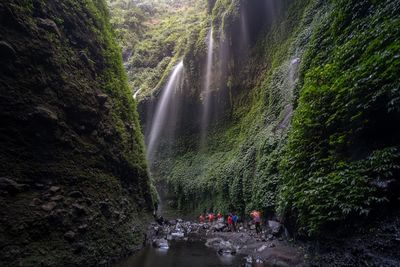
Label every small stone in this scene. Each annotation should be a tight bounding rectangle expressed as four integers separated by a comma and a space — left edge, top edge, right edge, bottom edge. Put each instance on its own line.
49, 186, 60, 193
64, 231, 76, 241
41, 201, 57, 211
50, 195, 63, 202
78, 224, 88, 232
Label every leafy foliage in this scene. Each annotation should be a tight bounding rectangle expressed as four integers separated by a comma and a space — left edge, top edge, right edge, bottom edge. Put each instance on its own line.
107, 0, 206, 98
278, 0, 400, 235
152, 0, 400, 237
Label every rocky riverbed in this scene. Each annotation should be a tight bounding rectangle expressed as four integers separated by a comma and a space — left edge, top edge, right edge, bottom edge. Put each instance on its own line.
145, 218, 305, 267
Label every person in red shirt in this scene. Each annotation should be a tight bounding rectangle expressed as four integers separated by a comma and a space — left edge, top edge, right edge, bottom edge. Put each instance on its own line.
208, 213, 215, 223
217, 212, 223, 220
227, 213, 233, 232
199, 214, 205, 223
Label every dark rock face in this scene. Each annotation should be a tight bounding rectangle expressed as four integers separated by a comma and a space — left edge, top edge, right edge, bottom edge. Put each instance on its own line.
308, 212, 400, 267
0, 1, 153, 266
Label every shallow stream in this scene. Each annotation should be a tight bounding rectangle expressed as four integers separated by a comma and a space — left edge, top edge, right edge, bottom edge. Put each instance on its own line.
114, 239, 245, 267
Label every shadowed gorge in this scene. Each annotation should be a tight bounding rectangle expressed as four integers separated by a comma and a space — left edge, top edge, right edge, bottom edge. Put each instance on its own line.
0, 1, 153, 266
1, 0, 400, 266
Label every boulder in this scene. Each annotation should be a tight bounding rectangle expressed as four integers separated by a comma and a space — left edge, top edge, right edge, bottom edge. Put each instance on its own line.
152, 238, 169, 249
268, 220, 283, 236
206, 238, 237, 255
41, 201, 57, 211
211, 222, 226, 232
171, 232, 184, 238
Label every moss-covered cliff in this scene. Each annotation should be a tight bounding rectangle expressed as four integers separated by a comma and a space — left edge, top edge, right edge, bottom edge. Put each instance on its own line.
0, 1, 153, 266
137, 0, 400, 239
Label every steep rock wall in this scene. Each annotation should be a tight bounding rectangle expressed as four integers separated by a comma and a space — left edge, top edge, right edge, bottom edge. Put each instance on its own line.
141, 0, 400, 239
0, 1, 153, 266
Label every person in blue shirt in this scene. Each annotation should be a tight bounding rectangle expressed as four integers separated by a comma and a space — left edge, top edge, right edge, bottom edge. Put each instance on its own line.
232, 213, 238, 232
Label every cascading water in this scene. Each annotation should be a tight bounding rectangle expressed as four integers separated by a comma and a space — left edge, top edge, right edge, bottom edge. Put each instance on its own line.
200, 27, 214, 146
133, 88, 141, 99
146, 61, 184, 162
240, 10, 250, 50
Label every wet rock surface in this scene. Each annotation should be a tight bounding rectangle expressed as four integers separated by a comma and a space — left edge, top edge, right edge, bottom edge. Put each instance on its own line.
144, 214, 400, 266
146, 218, 305, 266
0, 1, 153, 266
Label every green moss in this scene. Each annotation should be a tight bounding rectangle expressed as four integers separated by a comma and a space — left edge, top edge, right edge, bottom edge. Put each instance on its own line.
0, 0, 154, 265
154, 0, 400, 238
107, 0, 207, 99
278, 0, 400, 236
156, 0, 323, 217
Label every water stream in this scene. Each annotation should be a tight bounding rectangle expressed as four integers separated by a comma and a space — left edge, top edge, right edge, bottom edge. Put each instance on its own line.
200, 27, 215, 146
146, 61, 184, 162
114, 240, 245, 267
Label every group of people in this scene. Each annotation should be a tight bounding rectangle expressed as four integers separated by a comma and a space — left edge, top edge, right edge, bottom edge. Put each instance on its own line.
199, 210, 262, 233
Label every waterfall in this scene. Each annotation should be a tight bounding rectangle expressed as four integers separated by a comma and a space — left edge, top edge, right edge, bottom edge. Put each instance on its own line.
133, 88, 141, 99
147, 61, 184, 161
200, 27, 214, 145
240, 10, 250, 50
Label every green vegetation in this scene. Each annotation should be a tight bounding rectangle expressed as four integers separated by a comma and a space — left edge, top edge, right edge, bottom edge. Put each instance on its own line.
0, 0, 153, 265
158, 0, 323, 216
279, 0, 400, 235
146, 0, 400, 237
107, 0, 206, 98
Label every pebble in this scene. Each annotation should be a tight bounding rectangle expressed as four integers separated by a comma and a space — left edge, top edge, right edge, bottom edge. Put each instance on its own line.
41, 201, 57, 211
50, 195, 64, 201
49, 186, 61, 193
64, 231, 76, 241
